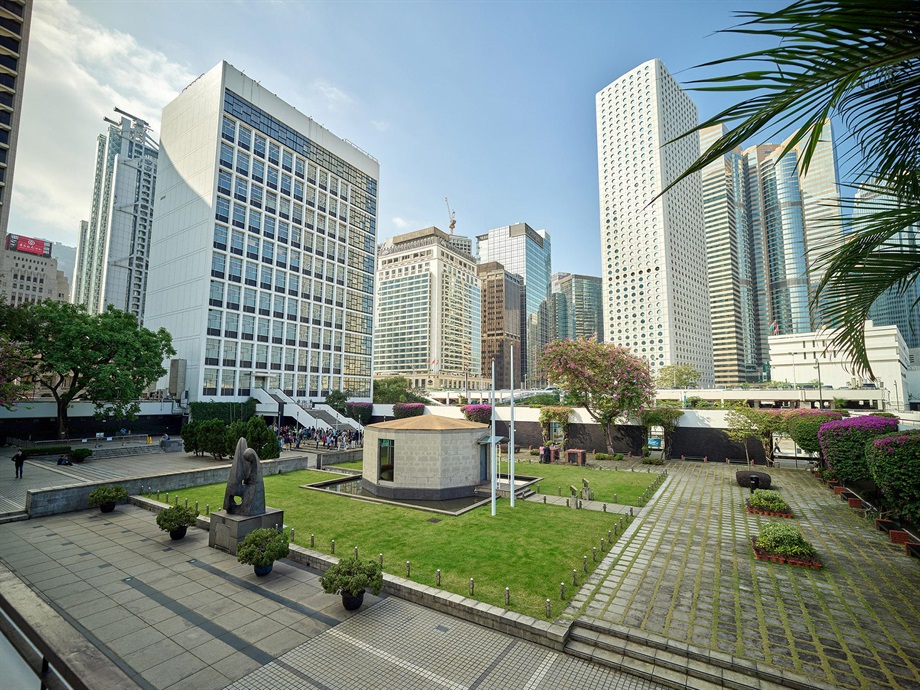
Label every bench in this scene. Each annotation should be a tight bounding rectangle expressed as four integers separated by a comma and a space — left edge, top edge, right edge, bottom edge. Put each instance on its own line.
724, 457, 749, 465
681, 455, 708, 462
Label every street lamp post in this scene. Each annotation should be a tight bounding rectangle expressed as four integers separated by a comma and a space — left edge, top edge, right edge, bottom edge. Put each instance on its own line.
814, 359, 823, 409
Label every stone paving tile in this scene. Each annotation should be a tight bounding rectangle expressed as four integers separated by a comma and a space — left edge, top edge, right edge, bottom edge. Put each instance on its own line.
575, 461, 920, 690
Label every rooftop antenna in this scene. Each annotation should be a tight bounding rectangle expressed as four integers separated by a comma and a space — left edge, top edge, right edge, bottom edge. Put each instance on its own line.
444, 197, 456, 235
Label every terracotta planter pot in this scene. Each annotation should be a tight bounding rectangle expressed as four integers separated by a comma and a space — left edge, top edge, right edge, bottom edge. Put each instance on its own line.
833, 486, 848, 495
890, 530, 910, 545
847, 498, 863, 509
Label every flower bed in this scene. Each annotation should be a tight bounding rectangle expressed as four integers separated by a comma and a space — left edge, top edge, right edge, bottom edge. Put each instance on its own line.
751, 537, 822, 568
746, 500, 794, 518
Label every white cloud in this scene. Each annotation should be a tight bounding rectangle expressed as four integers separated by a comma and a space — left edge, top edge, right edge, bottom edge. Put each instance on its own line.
391, 216, 410, 230
370, 119, 389, 132
8, 0, 195, 245
310, 79, 354, 112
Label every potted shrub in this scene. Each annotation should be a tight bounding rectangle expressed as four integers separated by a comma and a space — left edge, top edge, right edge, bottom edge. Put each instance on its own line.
751, 522, 820, 568
87, 485, 128, 513
746, 489, 793, 517
155, 505, 199, 540
236, 528, 289, 576
320, 556, 383, 610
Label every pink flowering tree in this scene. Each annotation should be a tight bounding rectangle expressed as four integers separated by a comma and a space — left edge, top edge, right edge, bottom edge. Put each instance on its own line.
0, 335, 31, 409
539, 338, 655, 454
461, 404, 492, 425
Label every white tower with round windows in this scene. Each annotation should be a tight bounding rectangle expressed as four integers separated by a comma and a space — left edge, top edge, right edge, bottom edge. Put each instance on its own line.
596, 59, 714, 387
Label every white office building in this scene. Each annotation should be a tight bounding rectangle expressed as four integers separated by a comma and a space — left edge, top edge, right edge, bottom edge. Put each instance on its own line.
72, 112, 158, 320
374, 227, 481, 387
596, 59, 714, 386
144, 62, 379, 404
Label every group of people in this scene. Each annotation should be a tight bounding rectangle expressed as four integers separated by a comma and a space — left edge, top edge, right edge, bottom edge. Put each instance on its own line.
272, 425, 364, 452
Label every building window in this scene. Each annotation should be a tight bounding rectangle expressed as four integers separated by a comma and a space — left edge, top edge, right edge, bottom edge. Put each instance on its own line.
378, 438, 394, 482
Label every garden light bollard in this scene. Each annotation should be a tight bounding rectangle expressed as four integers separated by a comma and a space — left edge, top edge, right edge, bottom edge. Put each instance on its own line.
608, 529, 612, 543
310, 533, 315, 548
560, 582, 565, 599
290, 528, 295, 542
331, 539, 335, 554
406, 561, 410, 577
583, 556, 588, 573
165, 493, 169, 503
156, 491, 160, 501
603, 503, 607, 513
593, 547, 597, 562
601, 538, 606, 551
543, 496, 547, 504
470, 578, 474, 596
436, 568, 441, 586
614, 493, 617, 503
175, 495, 179, 506
546, 599, 551, 617
184, 498, 188, 508
195, 501, 198, 513
206, 504, 209, 516
379, 553, 384, 568
354, 546, 359, 559
573, 569, 578, 586
505, 587, 510, 606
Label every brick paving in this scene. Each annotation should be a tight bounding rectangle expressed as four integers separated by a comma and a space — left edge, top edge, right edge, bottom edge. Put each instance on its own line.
573, 461, 920, 690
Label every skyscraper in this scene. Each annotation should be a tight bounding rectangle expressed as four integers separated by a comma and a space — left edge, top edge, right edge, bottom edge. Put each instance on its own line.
72, 112, 158, 320
476, 222, 551, 385
478, 261, 522, 389
699, 124, 761, 385
374, 227, 481, 388
551, 272, 604, 342
0, 0, 31, 238
744, 123, 843, 345
144, 62, 379, 403
596, 59, 714, 386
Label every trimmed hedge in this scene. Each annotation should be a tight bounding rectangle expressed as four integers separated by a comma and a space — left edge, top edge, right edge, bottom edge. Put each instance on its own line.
749, 489, 790, 513
462, 404, 492, 424
189, 399, 256, 424
818, 415, 899, 482
20, 446, 71, 457
784, 409, 844, 454
392, 403, 425, 419
867, 430, 920, 522
756, 522, 816, 559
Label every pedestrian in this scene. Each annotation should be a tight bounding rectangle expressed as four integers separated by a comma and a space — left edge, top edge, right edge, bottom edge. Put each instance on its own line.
12, 449, 25, 478
57, 454, 72, 466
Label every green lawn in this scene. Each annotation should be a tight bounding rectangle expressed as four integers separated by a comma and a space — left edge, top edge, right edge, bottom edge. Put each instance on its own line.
329, 460, 363, 471
147, 469, 630, 620
502, 457, 661, 506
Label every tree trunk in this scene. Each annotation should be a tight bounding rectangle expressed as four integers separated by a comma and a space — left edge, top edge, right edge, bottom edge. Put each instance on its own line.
57, 398, 69, 440
603, 423, 615, 454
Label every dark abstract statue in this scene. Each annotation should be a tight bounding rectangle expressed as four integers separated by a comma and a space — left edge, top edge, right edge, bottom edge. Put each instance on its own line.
223, 437, 266, 515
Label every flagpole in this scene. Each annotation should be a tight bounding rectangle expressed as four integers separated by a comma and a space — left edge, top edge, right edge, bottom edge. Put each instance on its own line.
490, 359, 497, 517
509, 345, 515, 507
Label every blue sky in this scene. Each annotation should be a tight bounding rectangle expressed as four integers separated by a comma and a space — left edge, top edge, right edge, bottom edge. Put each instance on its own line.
12, 0, 781, 275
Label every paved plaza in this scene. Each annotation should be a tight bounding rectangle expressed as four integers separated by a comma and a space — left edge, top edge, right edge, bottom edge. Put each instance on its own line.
573, 461, 920, 690
2, 446, 920, 688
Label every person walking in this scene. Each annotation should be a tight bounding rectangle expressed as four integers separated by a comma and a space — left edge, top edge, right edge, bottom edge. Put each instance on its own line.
12, 449, 25, 478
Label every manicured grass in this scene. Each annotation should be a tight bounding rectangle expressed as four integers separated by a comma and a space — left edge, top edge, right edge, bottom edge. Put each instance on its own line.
329, 460, 363, 471
146, 469, 630, 620
502, 457, 661, 506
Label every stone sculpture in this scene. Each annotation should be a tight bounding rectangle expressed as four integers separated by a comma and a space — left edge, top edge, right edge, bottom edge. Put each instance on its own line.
223, 437, 266, 516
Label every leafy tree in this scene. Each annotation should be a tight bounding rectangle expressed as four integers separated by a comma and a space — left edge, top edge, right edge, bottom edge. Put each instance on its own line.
2, 302, 174, 439
0, 335, 31, 409
200, 419, 229, 459
181, 421, 204, 456
674, 0, 920, 375
639, 406, 685, 459
325, 389, 348, 415
725, 407, 785, 466
540, 338, 655, 454
784, 409, 844, 454
373, 376, 427, 404
656, 365, 701, 389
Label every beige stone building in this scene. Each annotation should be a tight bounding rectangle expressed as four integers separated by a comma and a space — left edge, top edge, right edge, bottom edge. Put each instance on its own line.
1, 233, 69, 306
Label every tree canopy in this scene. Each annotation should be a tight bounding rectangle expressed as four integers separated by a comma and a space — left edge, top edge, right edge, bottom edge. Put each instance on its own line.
2, 302, 175, 438
540, 338, 655, 453
0, 335, 31, 409
674, 0, 920, 375
372, 376, 427, 404
656, 364, 701, 389
725, 407, 785, 466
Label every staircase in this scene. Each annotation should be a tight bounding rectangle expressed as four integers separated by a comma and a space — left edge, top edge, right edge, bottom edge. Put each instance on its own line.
78, 445, 166, 460
565, 620, 835, 690
268, 389, 320, 428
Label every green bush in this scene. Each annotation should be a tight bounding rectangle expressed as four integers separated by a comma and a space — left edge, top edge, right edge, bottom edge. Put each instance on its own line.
392, 403, 425, 419
749, 489, 790, 513
529, 449, 539, 456
641, 455, 664, 465
189, 400, 256, 423
236, 528, 290, 567
200, 418, 229, 458
320, 556, 384, 597
155, 505, 199, 532
345, 402, 373, 426
784, 409, 844, 454
71, 448, 92, 461
595, 452, 613, 461
182, 420, 203, 456
867, 431, 920, 522
614, 453, 624, 462
87, 484, 128, 507
756, 522, 816, 559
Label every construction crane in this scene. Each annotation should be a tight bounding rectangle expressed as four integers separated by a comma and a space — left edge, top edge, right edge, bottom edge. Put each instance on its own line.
444, 197, 456, 235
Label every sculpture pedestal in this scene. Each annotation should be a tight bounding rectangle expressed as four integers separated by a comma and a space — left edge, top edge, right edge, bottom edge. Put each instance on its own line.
208, 507, 284, 556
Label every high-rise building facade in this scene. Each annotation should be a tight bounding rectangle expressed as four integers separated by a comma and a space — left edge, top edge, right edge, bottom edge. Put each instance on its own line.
72, 112, 158, 320
596, 59, 714, 386
551, 272, 604, 341
476, 222, 551, 384
856, 183, 920, 349
478, 261, 522, 389
1, 233, 69, 306
144, 62, 379, 403
700, 124, 761, 385
374, 227, 481, 385
0, 0, 31, 238
744, 123, 843, 367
